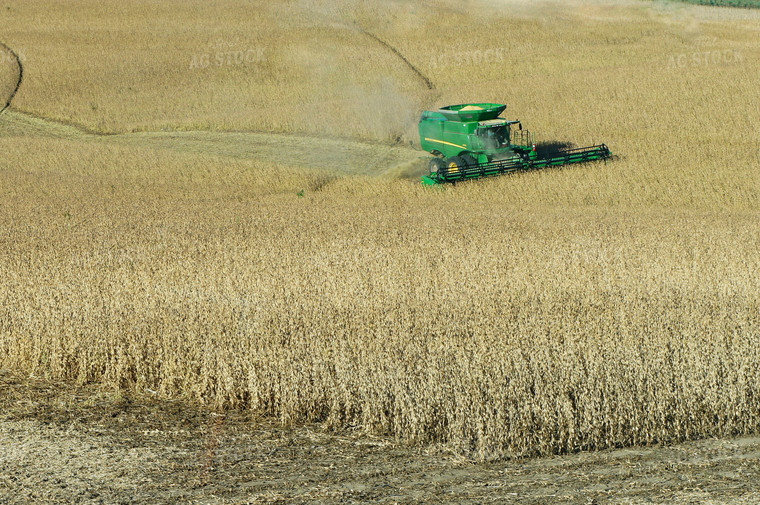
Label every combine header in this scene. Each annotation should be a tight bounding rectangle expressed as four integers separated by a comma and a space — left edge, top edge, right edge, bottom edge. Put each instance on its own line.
419, 103, 610, 185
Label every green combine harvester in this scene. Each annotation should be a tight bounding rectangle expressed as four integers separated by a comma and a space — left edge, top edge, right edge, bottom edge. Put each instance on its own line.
419, 103, 611, 185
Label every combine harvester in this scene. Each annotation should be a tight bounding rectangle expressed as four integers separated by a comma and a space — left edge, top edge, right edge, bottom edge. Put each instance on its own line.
419, 103, 611, 185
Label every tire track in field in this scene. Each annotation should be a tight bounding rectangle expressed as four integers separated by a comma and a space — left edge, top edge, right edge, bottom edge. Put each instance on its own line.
0, 41, 23, 114
356, 28, 435, 91
350, 26, 437, 146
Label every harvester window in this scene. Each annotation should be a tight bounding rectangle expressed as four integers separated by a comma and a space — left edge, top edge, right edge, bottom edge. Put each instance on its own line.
479, 125, 509, 150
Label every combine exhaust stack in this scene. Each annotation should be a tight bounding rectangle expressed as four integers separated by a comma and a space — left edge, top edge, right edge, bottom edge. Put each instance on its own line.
418, 103, 612, 185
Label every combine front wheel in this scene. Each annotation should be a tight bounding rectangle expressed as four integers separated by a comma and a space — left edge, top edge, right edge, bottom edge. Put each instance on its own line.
446, 156, 465, 173
429, 158, 446, 174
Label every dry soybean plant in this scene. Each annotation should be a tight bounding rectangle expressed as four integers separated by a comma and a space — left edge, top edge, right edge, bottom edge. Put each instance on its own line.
1, 136, 760, 459
1, 0, 760, 460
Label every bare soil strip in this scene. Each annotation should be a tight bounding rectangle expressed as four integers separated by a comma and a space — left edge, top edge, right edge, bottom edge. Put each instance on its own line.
1, 372, 759, 505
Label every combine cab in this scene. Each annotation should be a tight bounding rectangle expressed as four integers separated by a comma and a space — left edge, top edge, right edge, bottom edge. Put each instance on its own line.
419, 103, 611, 185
